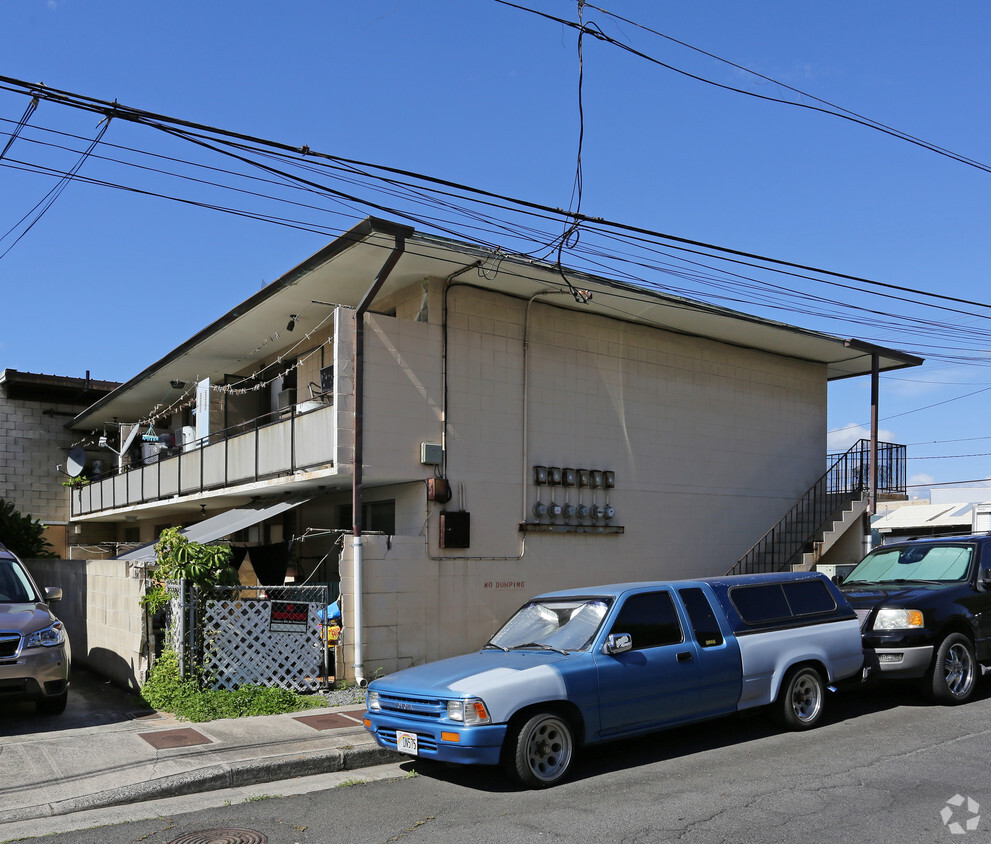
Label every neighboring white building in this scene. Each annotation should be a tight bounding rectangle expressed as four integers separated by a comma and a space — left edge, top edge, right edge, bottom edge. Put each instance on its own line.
872, 487, 991, 542
63, 218, 921, 678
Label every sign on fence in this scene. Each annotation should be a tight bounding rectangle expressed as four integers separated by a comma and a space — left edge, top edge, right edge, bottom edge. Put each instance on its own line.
270, 601, 309, 633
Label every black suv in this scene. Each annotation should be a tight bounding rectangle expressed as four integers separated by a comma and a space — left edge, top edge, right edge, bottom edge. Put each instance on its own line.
838, 534, 991, 705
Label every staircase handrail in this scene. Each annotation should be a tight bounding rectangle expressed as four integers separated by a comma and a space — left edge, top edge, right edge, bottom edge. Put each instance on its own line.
727, 439, 905, 575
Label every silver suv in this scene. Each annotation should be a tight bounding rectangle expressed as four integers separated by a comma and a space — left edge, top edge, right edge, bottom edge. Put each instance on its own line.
0, 543, 70, 714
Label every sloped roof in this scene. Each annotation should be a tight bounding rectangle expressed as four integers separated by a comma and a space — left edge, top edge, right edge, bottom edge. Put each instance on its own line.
69, 217, 923, 431
873, 503, 976, 531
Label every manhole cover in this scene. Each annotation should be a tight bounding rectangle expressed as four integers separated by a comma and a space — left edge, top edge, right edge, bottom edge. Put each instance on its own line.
139, 727, 212, 750
167, 829, 268, 844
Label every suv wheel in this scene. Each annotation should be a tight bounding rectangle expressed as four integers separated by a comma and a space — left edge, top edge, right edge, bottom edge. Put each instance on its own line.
928, 633, 977, 705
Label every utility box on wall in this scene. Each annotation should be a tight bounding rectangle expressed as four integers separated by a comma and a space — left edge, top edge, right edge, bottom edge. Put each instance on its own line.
427, 477, 452, 503
440, 511, 470, 549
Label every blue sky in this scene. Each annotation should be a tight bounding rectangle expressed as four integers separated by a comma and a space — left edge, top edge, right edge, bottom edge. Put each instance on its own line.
2, 1, 990, 498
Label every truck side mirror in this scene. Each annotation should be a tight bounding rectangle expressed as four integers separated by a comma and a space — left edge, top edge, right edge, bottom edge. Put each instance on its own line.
831, 574, 845, 585
602, 633, 632, 655
980, 569, 991, 590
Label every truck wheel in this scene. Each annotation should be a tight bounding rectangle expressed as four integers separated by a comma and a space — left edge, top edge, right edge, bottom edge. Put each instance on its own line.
504, 712, 574, 788
774, 666, 824, 730
928, 634, 977, 705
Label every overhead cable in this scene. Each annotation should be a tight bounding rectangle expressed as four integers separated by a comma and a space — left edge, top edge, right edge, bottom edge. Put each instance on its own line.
493, 0, 991, 177
2, 73, 988, 316
0, 113, 110, 260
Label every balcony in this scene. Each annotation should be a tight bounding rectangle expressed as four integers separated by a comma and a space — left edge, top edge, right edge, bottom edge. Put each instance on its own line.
71, 402, 340, 519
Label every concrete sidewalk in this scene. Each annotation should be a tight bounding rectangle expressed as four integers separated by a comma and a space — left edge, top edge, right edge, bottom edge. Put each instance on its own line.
0, 669, 401, 826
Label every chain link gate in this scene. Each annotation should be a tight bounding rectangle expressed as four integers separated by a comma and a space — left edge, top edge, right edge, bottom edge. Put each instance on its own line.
163, 582, 332, 691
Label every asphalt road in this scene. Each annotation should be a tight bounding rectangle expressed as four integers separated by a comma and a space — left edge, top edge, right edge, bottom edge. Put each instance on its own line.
12, 681, 991, 844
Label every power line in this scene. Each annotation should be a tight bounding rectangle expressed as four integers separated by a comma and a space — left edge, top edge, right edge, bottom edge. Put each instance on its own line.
1, 112, 987, 370
495, 0, 991, 177
1, 124, 987, 370
2, 73, 988, 319
908, 453, 991, 460
906, 478, 991, 489
0, 114, 110, 259
0, 94, 36, 161
2, 76, 991, 377
906, 435, 991, 447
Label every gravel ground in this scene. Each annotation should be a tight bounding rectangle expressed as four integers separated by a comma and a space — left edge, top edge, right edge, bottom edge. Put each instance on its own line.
318, 684, 367, 708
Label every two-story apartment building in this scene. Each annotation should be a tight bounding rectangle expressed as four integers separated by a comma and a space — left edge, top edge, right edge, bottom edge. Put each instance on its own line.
64, 217, 921, 681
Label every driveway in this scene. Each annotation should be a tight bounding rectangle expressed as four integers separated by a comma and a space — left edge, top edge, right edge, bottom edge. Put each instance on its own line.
0, 666, 149, 737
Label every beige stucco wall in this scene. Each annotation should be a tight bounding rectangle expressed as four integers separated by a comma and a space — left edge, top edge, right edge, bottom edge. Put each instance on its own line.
338, 283, 828, 676
25, 558, 146, 692
818, 511, 871, 567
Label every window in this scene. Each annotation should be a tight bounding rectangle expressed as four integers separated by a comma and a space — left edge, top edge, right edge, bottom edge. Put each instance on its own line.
337, 501, 396, 535
0, 558, 34, 603
845, 544, 973, 584
609, 591, 683, 650
679, 587, 724, 647
782, 580, 836, 616
730, 580, 837, 625
489, 599, 610, 652
731, 585, 791, 624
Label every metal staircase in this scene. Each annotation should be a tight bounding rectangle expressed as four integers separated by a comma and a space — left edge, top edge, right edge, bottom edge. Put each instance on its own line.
727, 439, 906, 576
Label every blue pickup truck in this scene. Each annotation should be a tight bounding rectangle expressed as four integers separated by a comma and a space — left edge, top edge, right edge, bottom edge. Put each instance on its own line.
363, 572, 864, 787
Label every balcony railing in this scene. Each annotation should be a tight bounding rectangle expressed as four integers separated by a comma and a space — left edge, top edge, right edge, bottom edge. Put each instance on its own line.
71, 402, 336, 518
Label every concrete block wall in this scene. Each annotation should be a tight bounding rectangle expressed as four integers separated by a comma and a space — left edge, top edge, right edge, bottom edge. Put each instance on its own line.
0, 395, 88, 554
25, 558, 146, 693
362, 314, 445, 482
441, 284, 826, 575
335, 282, 830, 677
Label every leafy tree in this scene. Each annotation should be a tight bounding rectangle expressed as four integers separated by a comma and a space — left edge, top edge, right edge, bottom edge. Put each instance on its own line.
0, 499, 56, 558
141, 527, 239, 611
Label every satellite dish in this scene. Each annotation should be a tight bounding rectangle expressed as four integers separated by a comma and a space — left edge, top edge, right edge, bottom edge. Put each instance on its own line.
120, 424, 141, 454
66, 446, 86, 478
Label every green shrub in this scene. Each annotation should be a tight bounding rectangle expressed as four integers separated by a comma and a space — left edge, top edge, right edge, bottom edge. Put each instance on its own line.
140, 646, 323, 722
139, 647, 200, 712
0, 498, 56, 558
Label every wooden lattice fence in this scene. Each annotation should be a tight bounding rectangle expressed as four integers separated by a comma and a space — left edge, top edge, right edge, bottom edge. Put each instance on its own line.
164, 582, 332, 691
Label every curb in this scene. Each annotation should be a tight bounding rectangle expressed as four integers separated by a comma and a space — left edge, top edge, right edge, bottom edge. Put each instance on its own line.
0, 744, 403, 824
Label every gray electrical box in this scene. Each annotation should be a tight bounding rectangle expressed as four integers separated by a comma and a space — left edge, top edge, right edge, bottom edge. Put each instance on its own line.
420, 442, 443, 465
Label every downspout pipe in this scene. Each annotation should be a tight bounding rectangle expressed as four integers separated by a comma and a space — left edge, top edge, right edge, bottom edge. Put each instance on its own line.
522, 290, 571, 521
352, 219, 413, 687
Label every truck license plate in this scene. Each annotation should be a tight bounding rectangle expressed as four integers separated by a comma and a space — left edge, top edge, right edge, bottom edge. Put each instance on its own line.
396, 730, 418, 756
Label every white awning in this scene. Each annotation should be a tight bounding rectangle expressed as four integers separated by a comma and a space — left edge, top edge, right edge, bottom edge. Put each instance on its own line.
115, 496, 309, 562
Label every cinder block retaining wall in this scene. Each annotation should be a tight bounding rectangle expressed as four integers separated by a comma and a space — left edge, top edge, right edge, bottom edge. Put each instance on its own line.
25, 558, 146, 692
